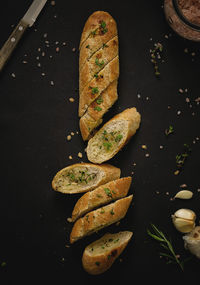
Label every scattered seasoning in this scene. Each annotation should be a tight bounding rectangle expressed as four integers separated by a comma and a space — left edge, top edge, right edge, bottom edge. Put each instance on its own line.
68, 155, 73, 160
67, 135, 72, 141
165, 125, 174, 136
78, 152, 83, 158
50, 80, 54, 86
11, 73, 16, 78
72, 47, 76, 52
69, 97, 75, 102
141, 144, 147, 149
175, 143, 191, 169
56, 47, 60, 52
150, 42, 163, 77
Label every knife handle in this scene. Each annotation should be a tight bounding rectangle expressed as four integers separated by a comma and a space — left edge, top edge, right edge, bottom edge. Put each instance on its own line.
0, 19, 28, 72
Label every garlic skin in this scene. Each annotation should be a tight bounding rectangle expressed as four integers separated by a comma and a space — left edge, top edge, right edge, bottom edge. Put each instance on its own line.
183, 226, 200, 259
172, 208, 196, 233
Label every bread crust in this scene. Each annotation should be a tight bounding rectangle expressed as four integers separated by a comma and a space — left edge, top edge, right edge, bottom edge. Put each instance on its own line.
52, 163, 121, 194
82, 231, 133, 275
70, 195, 133, 243
79, 80, 118, 141
86, 107, 141, 164
70, 176, 132, 222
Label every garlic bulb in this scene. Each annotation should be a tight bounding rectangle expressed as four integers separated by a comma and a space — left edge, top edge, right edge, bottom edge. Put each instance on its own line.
172, 208, 196, 233
183, 226, 200, 259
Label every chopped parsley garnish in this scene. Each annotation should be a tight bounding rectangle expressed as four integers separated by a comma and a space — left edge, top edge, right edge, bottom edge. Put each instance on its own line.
104, 188, 112, 198
94, 106, 102, 111
100, 21, 108, 34
103, 142, 112, 150
91, 28, 98, 36
115, 134, 123, 142
96, 97, 103, 104
95, 261, 100, 266
86, 45, 90, 48
110, 209, 115, 215
95, 57, 105, 67
91, 87, 99, 95
102, 43, 108, 48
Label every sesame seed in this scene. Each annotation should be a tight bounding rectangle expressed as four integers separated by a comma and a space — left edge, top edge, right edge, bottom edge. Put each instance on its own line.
69, 155, 73, 160
69, 97, 75, 102
11, 73, 16, 78
67, 135, 71, 141
50, 81, 54, 86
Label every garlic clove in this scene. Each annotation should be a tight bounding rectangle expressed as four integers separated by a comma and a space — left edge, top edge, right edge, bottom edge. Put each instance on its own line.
172, 208, 196, 233
174, 190, 193, 200
172, 217, 195, 233
174, 208, 196, 221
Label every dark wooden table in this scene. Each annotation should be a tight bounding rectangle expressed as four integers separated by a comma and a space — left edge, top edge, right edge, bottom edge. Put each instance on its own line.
0, 0, 199, 283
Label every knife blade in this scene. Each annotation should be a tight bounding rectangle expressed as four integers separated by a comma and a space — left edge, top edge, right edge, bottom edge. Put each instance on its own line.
0, 0, 47, 72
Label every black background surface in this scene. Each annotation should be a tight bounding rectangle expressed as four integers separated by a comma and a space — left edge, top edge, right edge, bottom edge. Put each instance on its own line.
0, 0, 200, 283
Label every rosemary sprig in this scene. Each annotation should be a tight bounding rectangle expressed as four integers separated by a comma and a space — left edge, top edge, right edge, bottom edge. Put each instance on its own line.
147, 224, 185, 271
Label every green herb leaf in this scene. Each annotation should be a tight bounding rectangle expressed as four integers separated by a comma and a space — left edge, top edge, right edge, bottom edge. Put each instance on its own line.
104, 188, 112, 198
91, 87, 99, 95
95, 58, 104, 67
94, 106, 102, 111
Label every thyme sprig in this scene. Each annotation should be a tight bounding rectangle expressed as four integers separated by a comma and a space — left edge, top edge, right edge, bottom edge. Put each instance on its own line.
147, 224, 185, 271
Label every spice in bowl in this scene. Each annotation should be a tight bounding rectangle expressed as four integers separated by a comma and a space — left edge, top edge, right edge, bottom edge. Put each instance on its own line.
164, 0, 200, 41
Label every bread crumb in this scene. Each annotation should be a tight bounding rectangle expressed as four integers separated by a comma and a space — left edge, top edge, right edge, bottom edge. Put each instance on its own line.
69, 97, 75, 102
78, 152, 83, 158
69, 155, 73, 160
67, 135, 71, 141
141, 144, 147, 149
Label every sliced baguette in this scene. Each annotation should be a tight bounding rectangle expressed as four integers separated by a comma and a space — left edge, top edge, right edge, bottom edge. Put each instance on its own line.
86, 107, 141, 164
69, 176, 132, 222
79, 80, 118, 141
52, 163, 120, 194
82, 231, 133, 275
79, 55, 119, 117
70, 195, 133, 243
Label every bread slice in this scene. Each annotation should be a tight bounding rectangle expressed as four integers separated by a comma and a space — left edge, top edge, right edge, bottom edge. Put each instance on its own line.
79, 11, 118, 70
69, 176, 132, 222
86, 107, 141, 164
52, 163, 121, 194
79, 55, 119, 117
79, 80, 118, 141
82, 231, 133, 275
70, 195, 133, 243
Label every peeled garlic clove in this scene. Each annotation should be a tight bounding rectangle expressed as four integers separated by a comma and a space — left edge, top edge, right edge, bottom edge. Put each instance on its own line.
183, 226, 200, 258
174, 190, 193, 200
172, 208, 196, 233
